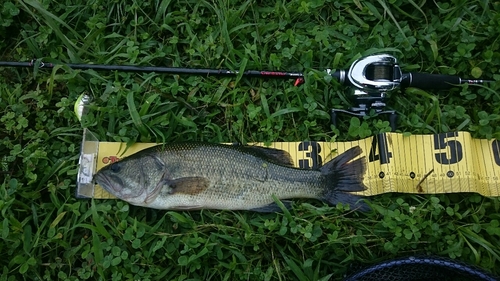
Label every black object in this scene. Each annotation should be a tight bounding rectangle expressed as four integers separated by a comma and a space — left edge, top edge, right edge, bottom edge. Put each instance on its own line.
400, 72, 491, 90
0, 59, 306, 84
343, 256, 499, 281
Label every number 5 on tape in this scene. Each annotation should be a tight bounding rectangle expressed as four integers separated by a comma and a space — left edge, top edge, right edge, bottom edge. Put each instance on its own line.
434, 132, 463, 165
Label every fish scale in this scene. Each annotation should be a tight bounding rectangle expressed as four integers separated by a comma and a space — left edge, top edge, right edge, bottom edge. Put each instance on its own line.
147, 144, 319, 209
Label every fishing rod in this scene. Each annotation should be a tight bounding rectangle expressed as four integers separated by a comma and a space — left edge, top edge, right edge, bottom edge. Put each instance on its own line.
0, 55, 493, 130
0, 59, 306, 85
0, 56, 491, 88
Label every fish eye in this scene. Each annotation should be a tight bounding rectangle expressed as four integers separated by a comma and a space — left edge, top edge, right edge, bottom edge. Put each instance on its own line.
110, 163, 121, 173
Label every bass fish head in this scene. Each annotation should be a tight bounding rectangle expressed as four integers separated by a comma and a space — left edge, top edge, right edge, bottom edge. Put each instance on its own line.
93, 152, 167, 205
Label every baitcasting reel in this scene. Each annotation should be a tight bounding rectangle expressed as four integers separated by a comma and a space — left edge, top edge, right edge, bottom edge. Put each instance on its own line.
330, 54, 401, 131
329, 53, 493, 131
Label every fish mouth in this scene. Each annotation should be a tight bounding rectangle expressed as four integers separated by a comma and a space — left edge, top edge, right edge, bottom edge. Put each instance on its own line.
94, 172, 146, 200
94, 173, 123, 195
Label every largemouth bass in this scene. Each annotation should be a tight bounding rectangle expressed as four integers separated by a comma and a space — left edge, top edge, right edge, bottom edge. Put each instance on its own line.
94, 143, 368, 212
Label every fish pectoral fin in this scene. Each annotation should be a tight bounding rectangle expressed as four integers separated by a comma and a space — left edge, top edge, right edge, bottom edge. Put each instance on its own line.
250, 201, 292, 212
169, 177, 210, 195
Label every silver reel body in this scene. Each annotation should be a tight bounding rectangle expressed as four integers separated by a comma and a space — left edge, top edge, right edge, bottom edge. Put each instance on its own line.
331, 54, 402, 130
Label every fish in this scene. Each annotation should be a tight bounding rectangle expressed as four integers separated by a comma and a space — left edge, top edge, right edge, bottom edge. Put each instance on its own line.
93, 142, 368, 212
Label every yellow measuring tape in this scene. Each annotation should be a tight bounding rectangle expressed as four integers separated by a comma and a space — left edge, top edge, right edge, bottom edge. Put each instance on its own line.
79, 131, 500, 199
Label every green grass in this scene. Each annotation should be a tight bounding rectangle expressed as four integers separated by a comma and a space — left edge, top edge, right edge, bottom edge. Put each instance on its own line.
1, 0, 500, 280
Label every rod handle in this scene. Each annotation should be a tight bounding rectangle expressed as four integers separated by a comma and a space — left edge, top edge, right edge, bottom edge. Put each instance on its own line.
401, 72, 461, 90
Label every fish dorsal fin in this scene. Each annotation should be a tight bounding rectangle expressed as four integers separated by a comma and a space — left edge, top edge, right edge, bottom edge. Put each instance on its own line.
240, 145, 295, 167
169, 177, 210, 195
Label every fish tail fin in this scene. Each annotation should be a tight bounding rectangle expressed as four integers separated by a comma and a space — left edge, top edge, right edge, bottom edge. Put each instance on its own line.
320, 146, 369, 211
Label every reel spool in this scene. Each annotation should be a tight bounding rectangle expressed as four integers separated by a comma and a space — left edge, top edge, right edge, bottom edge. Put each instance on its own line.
332, 54, 402, 131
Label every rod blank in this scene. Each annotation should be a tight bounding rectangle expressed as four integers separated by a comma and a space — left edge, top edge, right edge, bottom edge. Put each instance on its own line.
0, 60, 304, 80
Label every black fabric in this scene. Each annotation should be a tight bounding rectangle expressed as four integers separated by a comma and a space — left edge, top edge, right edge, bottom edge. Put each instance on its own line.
344, 256, 498, 281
